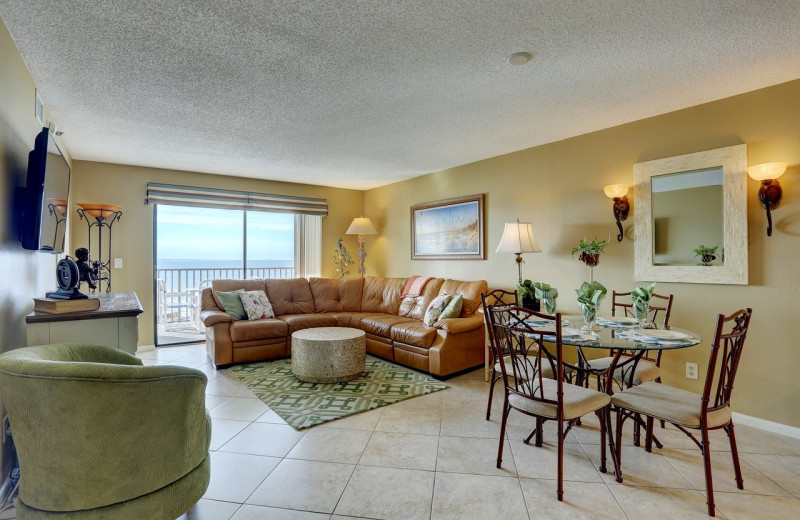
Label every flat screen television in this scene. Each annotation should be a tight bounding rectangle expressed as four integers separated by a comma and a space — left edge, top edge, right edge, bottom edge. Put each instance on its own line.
19, 127, 71, 252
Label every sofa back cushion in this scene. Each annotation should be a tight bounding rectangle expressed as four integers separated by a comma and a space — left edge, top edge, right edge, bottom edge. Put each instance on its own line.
361, 277, 407, 315
399, 278, 444, 320
265, 278, 316, 316
309, 277, 364, 313
439, 279, 489, 316
211, 279, 266, 309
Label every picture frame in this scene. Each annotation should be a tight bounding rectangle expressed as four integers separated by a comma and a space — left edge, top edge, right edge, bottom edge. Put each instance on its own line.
410, 194, 485, 260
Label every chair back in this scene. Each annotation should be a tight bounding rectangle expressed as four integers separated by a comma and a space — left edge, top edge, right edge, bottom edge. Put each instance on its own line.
481, 289, 518, 362
703, 308, 752, 415
486, 305, 564, 409
612, 290, 674, 327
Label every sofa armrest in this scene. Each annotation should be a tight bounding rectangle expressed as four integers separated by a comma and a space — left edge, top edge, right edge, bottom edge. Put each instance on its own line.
434, 315, 484, 333
202, 310, 232, 327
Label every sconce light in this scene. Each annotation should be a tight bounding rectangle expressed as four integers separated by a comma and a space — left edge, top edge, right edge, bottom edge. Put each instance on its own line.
603, 184, 630, 242
747, 162, 787, 237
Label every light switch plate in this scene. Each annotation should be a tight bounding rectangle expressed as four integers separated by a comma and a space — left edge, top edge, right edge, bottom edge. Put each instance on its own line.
114, 258, 123, 269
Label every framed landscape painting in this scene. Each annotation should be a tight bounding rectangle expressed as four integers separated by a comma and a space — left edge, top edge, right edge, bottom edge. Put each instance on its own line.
411, 194, 485, 260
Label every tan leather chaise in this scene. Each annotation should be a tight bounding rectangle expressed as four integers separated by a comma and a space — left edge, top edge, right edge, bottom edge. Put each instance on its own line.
200, 276, 488, 378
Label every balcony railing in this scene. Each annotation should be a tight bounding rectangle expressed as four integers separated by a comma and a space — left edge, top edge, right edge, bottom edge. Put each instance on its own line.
156, 266, 294, 331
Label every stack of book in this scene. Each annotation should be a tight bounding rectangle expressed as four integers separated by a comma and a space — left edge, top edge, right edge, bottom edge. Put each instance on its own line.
33, 297, 100, 314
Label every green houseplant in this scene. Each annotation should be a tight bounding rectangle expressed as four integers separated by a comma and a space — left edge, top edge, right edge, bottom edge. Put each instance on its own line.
332, 238, 354, 278
517, 279, 540, 311
533, 282, 559, 314
571, 237, 611, 267
693, 244, 719, 266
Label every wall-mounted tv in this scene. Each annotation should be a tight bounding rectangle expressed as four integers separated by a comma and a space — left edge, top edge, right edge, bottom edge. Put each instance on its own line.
19, 127, 71, 252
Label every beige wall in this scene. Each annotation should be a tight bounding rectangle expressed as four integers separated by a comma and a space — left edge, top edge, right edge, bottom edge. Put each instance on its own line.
0, 18, 74, 478
365, 79, 800, 428
69, 161, 364, 346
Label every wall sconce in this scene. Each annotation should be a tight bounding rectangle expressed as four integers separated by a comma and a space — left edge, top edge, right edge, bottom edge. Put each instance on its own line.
603, 184, 630, 242
747, 162, 787, 237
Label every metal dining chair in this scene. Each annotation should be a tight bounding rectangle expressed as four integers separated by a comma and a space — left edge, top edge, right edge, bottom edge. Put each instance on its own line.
488, 305, 612, 501
610, 308, 753, 517
481, 289, 518, 420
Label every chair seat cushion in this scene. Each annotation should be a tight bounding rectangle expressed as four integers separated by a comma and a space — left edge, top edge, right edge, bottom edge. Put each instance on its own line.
611, 381, 732, 429
508, 379, 610, 420
586, 357, 661, 385
495, 356, 555, 380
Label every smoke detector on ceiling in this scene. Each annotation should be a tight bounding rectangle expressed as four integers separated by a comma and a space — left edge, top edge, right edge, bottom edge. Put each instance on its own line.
507, 52, 532, 66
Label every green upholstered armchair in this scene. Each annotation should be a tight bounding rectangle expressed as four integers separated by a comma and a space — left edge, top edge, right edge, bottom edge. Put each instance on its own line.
0, 344, 211, 519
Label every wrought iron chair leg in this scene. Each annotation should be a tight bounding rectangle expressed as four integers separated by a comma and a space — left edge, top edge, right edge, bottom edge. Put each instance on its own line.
633, 414, 641, 446
645, 416, 654, 452
727, 422, 745, 490
486, 367, 498, 420
497, 397, 511, 469
701, 426, 716, 517
599, 408, 607, 473
615, 409, 625, 482
536, 417, 544, 447
557, 417, 565, 501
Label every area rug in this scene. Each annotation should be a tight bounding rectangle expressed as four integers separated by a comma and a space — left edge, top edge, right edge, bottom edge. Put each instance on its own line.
230, 355, 449, 430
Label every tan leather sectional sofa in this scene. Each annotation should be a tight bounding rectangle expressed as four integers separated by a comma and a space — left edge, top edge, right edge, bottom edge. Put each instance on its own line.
200, 276, 488, 378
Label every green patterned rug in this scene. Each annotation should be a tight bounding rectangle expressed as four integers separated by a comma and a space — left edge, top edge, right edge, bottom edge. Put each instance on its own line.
230, 355, 449, 430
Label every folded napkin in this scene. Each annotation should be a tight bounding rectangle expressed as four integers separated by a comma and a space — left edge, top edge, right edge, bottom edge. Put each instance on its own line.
402, 276, 432, 298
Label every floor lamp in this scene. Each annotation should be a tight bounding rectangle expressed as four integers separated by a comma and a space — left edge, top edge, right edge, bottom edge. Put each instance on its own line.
346, 217, 378, 276
495, 218, 541, 285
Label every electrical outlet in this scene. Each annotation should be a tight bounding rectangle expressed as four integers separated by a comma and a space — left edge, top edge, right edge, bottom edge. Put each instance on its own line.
686, 362, 699, 380
114, 258, 123, 269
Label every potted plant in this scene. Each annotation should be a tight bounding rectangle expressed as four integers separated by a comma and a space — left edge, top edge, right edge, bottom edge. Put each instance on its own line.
332, 238, 354, 278
575, 281, 607, 329
533, 282, 558, 314
517, 279, 540, 311
693, 244, 719, 266
571, 237, 611, 266
631, 282, 656, 327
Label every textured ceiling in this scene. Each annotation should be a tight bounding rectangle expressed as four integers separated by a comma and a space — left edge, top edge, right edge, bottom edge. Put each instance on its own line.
2, 1, 800, 190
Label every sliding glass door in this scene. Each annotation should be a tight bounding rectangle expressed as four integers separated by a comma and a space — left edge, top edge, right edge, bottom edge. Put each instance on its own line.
154, 205, 294, 346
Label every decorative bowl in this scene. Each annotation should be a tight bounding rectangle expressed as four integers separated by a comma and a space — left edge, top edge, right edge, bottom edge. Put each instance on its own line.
77, 203, 122, 219
47, 198, 68, 215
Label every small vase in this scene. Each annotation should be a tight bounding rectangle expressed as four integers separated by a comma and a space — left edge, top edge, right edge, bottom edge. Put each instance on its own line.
701, 253, 716, 266
542, 295, 557, 315
580, 302, 597, 330
520, 295, 540, 311
633, 298, 650, 328
579, 252, 600, 266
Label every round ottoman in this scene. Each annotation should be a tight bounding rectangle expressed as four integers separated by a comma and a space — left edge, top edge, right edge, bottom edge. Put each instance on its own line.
291, 327, 366, 383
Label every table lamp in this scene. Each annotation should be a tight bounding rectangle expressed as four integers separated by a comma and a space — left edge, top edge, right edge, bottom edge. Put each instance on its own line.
346, 217, 378, 275
495, 218, 541, 284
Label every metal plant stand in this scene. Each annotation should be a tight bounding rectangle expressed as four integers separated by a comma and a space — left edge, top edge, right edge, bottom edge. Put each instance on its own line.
77, 208, 122, 293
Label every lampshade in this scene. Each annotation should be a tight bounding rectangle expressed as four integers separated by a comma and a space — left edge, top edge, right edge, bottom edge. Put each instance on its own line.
747, 162, 787, 181
495, 220, 541, 254
603, 184, 629, 199
346, 217, 378, 235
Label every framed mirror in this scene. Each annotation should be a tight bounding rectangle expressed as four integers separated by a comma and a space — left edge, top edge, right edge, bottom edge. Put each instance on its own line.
634, 144, 748, 285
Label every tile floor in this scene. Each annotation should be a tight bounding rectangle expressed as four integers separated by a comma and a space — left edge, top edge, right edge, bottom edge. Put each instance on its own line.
78, 344, 800, 518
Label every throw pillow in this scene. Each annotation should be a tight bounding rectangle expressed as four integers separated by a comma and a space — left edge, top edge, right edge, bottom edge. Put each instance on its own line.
214, 290, 247, 320
437, 294, 463, 322
237, 289, 275, 320
423, 294, 452, 327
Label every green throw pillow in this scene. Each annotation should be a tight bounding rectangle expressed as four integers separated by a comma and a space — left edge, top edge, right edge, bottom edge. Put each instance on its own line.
215, 290, 247, 320
437, 294, 463, 322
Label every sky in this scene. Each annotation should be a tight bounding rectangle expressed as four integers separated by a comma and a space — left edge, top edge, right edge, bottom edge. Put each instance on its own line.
155, 205, 294, 263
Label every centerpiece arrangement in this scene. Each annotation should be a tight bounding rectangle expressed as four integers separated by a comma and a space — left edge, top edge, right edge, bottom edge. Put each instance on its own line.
575, 281, 607, 329
516, 279, 540, 310
631, 282, 656, 328
533, 282, 558, 314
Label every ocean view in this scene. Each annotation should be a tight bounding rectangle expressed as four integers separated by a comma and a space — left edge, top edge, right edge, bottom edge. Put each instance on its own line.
156, 259, 293, 270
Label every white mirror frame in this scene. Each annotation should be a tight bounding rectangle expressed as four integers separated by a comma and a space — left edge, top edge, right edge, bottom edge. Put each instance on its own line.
634, 144, 748, 285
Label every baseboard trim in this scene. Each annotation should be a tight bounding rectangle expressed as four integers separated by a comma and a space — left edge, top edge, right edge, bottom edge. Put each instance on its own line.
136, 345, 155, 354
732, 412, 800, 440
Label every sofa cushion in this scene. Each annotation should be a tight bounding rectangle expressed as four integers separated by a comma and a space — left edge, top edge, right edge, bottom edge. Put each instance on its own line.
440, 279, 489, 316
278, 313, 337, 334
238, 289, 276, 320
361, 277, 407, 314
360, 314, 417, 337
399, 278, 444, 320
265, 278, 316, 316
391, 322, 438, 348
309, 277, 364, 312
438, 294, 463, 321
214, 290, 246, 320
211, 279, 266, 309
423, 294, 452, 326
230, 319, 289, 343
